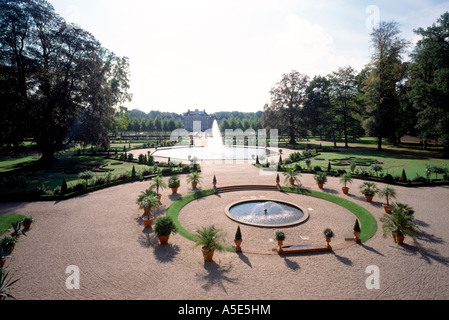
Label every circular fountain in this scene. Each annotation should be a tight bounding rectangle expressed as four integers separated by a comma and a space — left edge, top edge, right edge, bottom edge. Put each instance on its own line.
152, 120, 274, 161
225, 199, 309, 228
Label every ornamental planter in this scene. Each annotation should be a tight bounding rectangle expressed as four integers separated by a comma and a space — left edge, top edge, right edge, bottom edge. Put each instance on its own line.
342, 187, 349, 195
143, 217, 154, 228
171, 187, 178, 194
325, 237, 332, 248
318, 184, 324, 189
191, 182, 198, 189
393, 233, 405, 245
234, 239, 242, 252
159, 235, 170, 245
365, 195, 374, 203
383, 204, 392, 214
202, 247, 215, 262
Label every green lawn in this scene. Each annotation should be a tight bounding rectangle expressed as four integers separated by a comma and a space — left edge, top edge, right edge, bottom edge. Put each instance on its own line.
292, 149, 449, 179
0, 215, 25, 236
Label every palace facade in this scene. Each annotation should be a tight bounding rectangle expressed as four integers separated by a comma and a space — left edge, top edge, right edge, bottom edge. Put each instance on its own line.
181, 109, 217, 132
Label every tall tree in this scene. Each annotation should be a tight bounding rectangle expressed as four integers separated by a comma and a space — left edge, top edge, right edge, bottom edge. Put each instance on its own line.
303, 75, 332, 142
363, 21, 409, 150
0, 0, 132, 161
262, 70, 309, 144
328, 66, 359, 148
408, 12, 449, 157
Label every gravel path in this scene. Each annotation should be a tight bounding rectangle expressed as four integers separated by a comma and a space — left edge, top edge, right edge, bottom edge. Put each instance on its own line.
2, 155, 449, 300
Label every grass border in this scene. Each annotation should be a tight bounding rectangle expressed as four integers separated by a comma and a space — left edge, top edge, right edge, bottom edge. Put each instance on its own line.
165, 186, 378, 252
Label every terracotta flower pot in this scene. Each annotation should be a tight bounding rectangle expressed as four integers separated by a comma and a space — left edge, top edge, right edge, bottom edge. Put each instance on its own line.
393, 233, 404, 245
365, 195, 374, 203
342, 187, 349, 194
326, 237, 332, 248
290, 179, 295, 185
383, 204, 392, 213
157, 194, 162, 201
202, 247, 215, 262
159, 235, 170, 245
143, 217, 154, 228
353, 231, 361, 243
191, 182, 198, 189
171, 187, 178, 194
234, 239, 242, 252
318, 184, 324, 189
0, 258, 6, 268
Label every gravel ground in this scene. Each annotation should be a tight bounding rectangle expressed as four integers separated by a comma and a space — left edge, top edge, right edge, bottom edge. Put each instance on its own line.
2, 153, 449, 301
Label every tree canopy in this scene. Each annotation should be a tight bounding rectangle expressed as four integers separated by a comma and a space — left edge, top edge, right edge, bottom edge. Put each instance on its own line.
0, 0, 131, 161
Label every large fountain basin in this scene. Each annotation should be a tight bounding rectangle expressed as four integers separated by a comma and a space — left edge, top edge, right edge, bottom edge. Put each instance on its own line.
152, 146, 271, 160
225, 199, 309, 228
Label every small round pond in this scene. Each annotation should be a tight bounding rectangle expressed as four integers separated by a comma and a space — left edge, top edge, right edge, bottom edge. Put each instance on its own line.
225, 199, 309, 228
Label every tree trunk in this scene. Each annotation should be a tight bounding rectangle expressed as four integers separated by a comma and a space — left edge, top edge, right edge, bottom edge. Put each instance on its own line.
377, 136, 382, 151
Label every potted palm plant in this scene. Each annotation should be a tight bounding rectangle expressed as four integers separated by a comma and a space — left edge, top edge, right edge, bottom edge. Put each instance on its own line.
168, 176, 181, 194
234, 226, 242, 252
153, 216, 177, 245
186, 171, 202, 189
275, 230, 285, 251
138, 195, 161, 228
283, 167, 301, 186
193, 226, 226, 262
150, 175, 167, 201
314, 172, 328, 189
10, 222, 23, 238
0, 268, 19, 300
323, 228, 334, 248
380, 203, 420, 245
378, 186, 396, 213
136, 189, 158, 214
339, 173, 353, 194
359, 182, 378, 202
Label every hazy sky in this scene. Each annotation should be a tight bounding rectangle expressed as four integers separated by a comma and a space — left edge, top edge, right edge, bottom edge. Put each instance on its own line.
49, 0, 449, 115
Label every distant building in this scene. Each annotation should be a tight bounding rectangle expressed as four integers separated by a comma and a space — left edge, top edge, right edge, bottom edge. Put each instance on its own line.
181, 109, 216, 132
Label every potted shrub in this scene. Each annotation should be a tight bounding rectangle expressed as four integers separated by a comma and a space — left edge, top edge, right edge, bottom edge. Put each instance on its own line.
380, 203, 420, 245
353, 219, 361, 243
150, 175, 167, 201
22, 216, 34, 230
314, 172, 327, 189
153, 216, 177, 245
276, 173, 280, 185
187, 171, 202, 189
168, 176, 181, 194
193, 226, 226, 262
339, 173, 353, 194
0, 247, 8, 268
0, 268, 19, 300
323, 228, 334, 248
213, 175, 217, 186
234, 226, 242, 252
283, 167, 301, 186
275, 230, 285, 251
1, 237, 18, 255
138, 196, 160, 228
359, 182, 378, 202
377, 186, 396, 213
